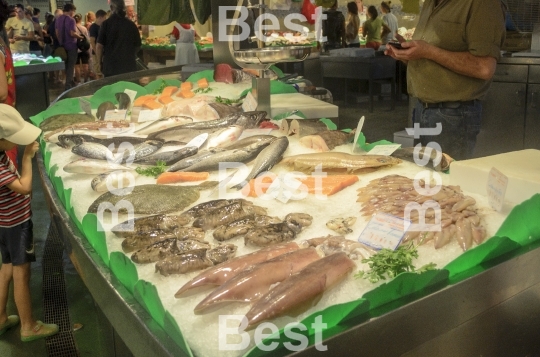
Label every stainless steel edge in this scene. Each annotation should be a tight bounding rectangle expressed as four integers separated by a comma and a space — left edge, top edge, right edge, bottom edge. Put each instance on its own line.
37, 155, 188, 357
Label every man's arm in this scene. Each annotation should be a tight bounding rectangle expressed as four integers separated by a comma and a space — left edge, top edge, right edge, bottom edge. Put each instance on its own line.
385, 40, 497, 80
95, 42, 103, 73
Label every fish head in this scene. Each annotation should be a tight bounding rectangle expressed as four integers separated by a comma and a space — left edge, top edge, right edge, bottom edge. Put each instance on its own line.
236, 111, 268, 129
58, 135, 84, 149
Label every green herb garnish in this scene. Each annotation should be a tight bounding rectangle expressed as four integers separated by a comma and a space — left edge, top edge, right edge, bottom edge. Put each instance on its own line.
153, 79, 168, 95
354, 242, 436, 283
135, 160, 167, 178
193, 87, 213, 94
215, 96, 241, 105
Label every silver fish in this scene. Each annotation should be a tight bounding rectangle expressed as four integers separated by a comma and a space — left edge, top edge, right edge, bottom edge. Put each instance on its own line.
134, 146, 198, 166
234, 111, 267, 129
165, 148, 226, 172
58, 134, 149, 149
72, 142, 115, 161
63, 158, 132, 175
232, 136, 289, 189
115, 93, 131, 110
194, 248, 321, 314
97, 101, 117, 120
134, 116, 194, 135
178, 140, 272, 172
175, 242, 300, 298
120, 140, 163, 163
245, 252, 355, 327
206, 125, 244, 149
91, 170, 133, 193
147, 127, 217, 143
222, 135, 276, 150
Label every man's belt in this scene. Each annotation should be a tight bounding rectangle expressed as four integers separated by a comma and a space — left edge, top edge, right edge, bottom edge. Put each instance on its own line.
419, 100, 478, 109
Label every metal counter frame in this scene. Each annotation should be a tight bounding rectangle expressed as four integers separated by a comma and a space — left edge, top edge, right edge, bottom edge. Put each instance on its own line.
37, 153, 540, 357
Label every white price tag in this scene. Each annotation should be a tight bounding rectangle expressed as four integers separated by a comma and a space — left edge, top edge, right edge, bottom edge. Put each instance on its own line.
265, 174, 303, 203
137, 109, 162, 122
486, 167, 508, 212
125, 0, 135, 5
242, 92, 258, 112
352, 116, 365, 153
358, 213, 411, 250
104, 109, 127, 121
124, 89, 137, 110
78, 98, 92, 117
368, 144, 401, 156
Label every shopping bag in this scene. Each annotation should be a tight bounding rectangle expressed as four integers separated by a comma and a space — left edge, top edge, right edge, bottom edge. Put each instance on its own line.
302, 0, 316, 24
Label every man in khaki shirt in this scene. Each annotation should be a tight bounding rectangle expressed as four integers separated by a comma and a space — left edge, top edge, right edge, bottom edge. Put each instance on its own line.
386, 0, 506, 160
6, 4, 35, 53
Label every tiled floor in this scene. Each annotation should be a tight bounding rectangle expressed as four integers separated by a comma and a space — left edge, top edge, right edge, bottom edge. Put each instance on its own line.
0, 78, 409, 356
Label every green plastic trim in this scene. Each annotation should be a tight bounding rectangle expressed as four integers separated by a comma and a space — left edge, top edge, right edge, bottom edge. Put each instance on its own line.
81, 214, 110, 267
356, 132, 395, 151
319, 118, 337, 130
42, 149, 51, 174
495, 194, 540, 246
133, 280, 166, 328
240, 80, 298, 98
164, 311, 194, 357
144, 78, 182, 95
272, 110, 307, 120
90, 81, 147, 108
109, 252, 139, 295
186, 70, 215, 83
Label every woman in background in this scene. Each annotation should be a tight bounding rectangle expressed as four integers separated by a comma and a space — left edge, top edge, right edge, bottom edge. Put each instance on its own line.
345, 2, 360, 48
172, 23, 200, 66
84, 11, 95, 31
41, 13, 54, 57
362, 5, 384, 50
0, 0, 18, 167
73, 13, 90, 84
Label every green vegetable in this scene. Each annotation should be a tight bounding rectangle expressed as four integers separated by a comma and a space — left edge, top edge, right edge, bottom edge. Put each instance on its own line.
215, 96, 241, 105
193, 87, 213, 94
354, 243, 436, 283
153, 80, 168, 95
135, 160, 167, 178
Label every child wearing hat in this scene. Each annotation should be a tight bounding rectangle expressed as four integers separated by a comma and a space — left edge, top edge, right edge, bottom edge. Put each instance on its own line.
0, 104, 58, 341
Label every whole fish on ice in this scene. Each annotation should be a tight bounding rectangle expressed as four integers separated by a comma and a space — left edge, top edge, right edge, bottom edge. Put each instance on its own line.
156, 244, 238, 276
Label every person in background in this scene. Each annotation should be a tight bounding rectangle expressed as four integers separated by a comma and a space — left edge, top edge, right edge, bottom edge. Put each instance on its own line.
362, 5, 385, 50
0, 104, 59, 342
355, 0, 367, 28
385, 0, 506, 160
25, 9, 42, 54
322, 0, 346, 52
56, 4, 84, 90
172, 23, 200, 66
96, 0, 141, 77
126, 5, 137, 25
380, 1, 397, 45
5, 4, 34, 53
89, 10, 106, 80
345, 2, 360, 48
84, 11, 95, 32
31, 7, 39, 23
7, 5, 15, 18
73, 14, 90, 84
41, 13, 54, 57
48, 9, 63, 85
0, 0, 17, 168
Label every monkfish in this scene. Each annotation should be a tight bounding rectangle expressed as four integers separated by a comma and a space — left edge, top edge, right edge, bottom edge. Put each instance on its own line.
245, 252, 355, 327
174, 242, 299, 298
194, 248, 321, 314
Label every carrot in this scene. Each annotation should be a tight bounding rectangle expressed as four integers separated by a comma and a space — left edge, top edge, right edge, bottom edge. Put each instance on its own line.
298, 175, 359, 196
158, 96, 175, 105
133, 95, 157, 107
162, 86, 179, 97
197, 78, 209, 89
156, 172, 210, 184
176, 90, 195, 98
180, 82, 193, 91
241, 175, 275, 197
142, 100, 163, 110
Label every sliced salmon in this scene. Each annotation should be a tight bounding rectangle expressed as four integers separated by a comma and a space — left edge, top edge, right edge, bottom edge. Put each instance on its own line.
176, 90, 195, 98
158, 96, 175, 105
241, 175, 275, 197
133, 95, 157, 107
162, 86, 179, 97
298, 175, 359, 195
156, 172, 210, 184
197, 78, 209, 89
180, 82, 193, 91
142, 100, 163, 110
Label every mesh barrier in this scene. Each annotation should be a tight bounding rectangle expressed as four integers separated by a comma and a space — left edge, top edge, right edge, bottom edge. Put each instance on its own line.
507, 0, 540, 32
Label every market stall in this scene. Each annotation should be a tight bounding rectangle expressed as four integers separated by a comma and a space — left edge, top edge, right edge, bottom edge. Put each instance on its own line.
31, 63, 540, 356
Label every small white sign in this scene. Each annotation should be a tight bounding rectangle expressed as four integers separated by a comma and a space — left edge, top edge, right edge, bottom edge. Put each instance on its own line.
242, 92, 258, 112
125, 0, 135, 5
265, 175, 303, 203
368, 144, 401, 156
358, 213, 411, 250
137, 109, 162, 122
352, 116, 365, 153
79, 98, 92, 117
124, 89, 137, 110
105, 109, 127, 121
486, 167, 508, 212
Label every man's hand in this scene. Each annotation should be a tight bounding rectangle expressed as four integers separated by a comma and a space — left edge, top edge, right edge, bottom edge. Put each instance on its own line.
24, 141, 39, 159
384, 40, 431, 62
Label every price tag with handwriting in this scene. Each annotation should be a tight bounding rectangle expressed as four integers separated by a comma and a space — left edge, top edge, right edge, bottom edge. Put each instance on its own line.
79, 98, 92, 117
242, 91, 258, 112
486, 167, 508, 211
105, 109, 127, 121
368, 144, 401, 156
358, 213, 411, 250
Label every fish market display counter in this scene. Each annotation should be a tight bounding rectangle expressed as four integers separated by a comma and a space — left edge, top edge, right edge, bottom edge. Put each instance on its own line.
15, 60, 65, 119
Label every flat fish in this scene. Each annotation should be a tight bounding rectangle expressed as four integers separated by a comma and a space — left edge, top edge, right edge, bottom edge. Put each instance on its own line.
91, 171, 133, 193
134, 146, 198, 166
97, 101, 117, 120
72, 142, 115, 161
134, 116, 193, 135
131, 238, 211, 264
63, 158, 131, 175
87, 183, 212, 214
39, 113, 95, 132
175, 242, 300, 298
155, 244, 237, 276
232, 136, 289, 189
112, 213, 192, 237
245, 252, 356, 327
282, 153, 402, 173
115, 93, 131, 110
194, 248, 321, 314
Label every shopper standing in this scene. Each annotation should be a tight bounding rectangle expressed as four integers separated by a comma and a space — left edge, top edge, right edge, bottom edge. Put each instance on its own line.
362, 6, 385, 50
345, 2, 360, 48
380, 2, 398, 45
56, 4, 83, 91
5, 4, 33, 53
89, 10, 106, 79
96, 0, 141, 77
172, 23, 200, 66
322, 0, 346, 51
385, 0, 506, 160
